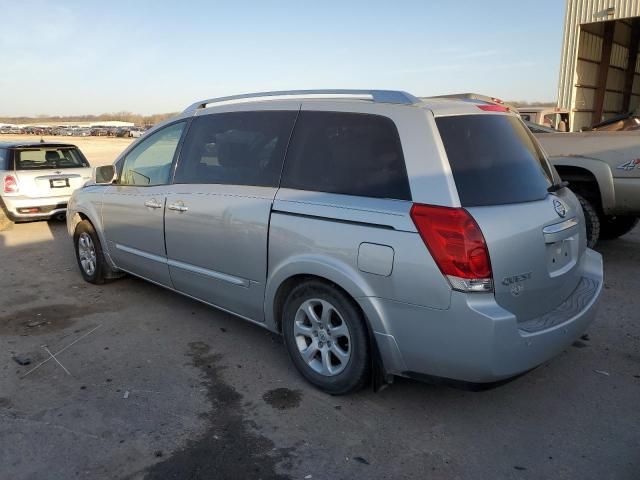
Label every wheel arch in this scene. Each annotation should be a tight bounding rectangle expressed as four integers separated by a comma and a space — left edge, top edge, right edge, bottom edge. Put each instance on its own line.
267, 263, 391, 388
551, 157, 615, 213
69, 211, 89, 232
69, 209, 116, 269
265, 255, 377, 332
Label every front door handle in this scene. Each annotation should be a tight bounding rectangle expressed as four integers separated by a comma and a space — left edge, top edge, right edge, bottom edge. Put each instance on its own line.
144, 199, 163, 209
167, 202, 188, 213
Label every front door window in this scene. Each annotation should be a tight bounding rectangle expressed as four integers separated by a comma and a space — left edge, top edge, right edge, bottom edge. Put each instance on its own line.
119, 122, 185, 186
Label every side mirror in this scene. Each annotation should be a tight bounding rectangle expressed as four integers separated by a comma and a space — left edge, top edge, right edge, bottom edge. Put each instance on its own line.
94, 165, 116, 184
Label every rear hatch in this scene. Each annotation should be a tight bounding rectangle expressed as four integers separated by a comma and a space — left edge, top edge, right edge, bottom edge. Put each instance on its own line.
12, 146, 91, 198
435, 113, 586, 322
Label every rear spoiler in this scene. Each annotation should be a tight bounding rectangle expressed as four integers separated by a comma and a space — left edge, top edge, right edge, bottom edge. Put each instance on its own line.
425, 93, 520, 113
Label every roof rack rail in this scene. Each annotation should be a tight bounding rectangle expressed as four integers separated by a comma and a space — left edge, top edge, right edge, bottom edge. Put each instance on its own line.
183, 89, 420, 113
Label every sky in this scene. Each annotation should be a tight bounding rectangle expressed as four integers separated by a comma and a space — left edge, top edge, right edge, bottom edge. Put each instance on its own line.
0, 0, 566, 116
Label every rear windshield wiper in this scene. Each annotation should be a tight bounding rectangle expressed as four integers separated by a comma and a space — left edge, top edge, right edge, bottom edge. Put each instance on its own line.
547, 180, 569, 193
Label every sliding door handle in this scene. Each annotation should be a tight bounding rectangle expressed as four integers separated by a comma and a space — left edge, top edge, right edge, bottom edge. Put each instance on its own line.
144, 199, 163, 209
167, 202, 188, 213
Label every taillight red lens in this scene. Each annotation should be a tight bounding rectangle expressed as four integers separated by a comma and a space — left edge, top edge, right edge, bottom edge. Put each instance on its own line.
3, 175, 18, 193
410, 204, 492, 285
477, 104, 509, 112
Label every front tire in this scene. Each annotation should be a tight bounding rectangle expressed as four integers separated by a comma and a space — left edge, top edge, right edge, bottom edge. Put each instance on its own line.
575, 193, 600, 248
282, 281, 370, 395
599, 216, 639, 240
74, 220, 108, 284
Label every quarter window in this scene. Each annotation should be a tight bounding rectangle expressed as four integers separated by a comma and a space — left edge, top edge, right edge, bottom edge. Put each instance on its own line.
120, 122, 185, 186
281, 111, 411, 200
174, 111, 298, 187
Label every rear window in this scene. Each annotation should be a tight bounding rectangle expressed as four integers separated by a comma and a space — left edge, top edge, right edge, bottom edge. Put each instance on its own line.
16, 148, 89, 170
281, 111, 411, 200
436, 115, 552, 207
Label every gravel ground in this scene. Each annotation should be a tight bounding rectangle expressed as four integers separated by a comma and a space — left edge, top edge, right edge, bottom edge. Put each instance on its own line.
0, 220, 638, 480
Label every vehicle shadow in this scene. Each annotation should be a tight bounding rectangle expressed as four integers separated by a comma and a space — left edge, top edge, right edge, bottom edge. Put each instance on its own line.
1, 220, 638, 480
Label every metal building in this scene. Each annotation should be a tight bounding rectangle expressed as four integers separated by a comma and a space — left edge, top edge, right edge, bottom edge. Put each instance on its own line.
558, 0, 640, 131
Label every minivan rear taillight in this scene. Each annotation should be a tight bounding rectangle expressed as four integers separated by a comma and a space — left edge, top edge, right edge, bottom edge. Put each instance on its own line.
410, 204, 493, 292
3, 175, 18, 193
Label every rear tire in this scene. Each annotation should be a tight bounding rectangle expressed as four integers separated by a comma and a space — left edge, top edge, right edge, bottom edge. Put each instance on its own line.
599, 216, 639, 240
282, 281, 370, 395
575, 193, 600, 248
0, 208, 13, 232
74, 220, 109, 284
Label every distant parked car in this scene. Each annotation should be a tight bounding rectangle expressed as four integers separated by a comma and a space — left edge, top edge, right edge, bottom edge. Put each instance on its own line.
91, 128, 107, 136
67, 89, 603, 394
0, 141, 92, 230
129, 128, 144, 138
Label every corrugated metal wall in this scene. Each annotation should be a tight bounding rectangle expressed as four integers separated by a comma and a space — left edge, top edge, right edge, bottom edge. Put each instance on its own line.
557, 0, 640, 130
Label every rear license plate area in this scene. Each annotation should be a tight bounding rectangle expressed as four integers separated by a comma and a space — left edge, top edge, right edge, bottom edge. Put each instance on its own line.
50, 178, 69, 188
546, 235, 577, 277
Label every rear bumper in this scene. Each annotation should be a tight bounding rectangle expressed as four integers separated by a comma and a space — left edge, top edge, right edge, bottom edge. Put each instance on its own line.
360, 248, 603, 383
1, 194, 69, 220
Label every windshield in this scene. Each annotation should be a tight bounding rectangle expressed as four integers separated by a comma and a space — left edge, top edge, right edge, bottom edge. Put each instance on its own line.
15, 147, 89, 170
436, 114, 553, 207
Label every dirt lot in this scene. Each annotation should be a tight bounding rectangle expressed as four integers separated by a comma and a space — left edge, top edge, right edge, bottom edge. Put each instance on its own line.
0, 219, 639, 480
0, 134, 133, 166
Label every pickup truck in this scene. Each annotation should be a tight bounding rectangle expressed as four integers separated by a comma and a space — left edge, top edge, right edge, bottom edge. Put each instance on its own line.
530, 125, 640, 247
519, 106, 571, 132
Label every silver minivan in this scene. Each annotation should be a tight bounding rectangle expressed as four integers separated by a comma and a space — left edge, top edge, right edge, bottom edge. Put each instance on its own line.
67, 90, 603, 394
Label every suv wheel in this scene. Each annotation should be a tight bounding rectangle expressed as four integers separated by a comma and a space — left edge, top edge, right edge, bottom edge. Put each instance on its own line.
0, 208, 13, 232
575, 193, 600, 248
74, 220, 109, 284
282, 281, 370, 395
599, 216, 639, 240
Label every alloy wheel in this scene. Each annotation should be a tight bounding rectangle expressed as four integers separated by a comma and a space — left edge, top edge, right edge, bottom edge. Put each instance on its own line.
78, 232, 97, 276
293, 298, 351, 376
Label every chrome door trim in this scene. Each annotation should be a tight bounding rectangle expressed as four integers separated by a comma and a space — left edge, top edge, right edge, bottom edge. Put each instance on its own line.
167, 258, 249, 287
114, 266, 268, 327
115, 244, 168, 264
115, 244, 247, 287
